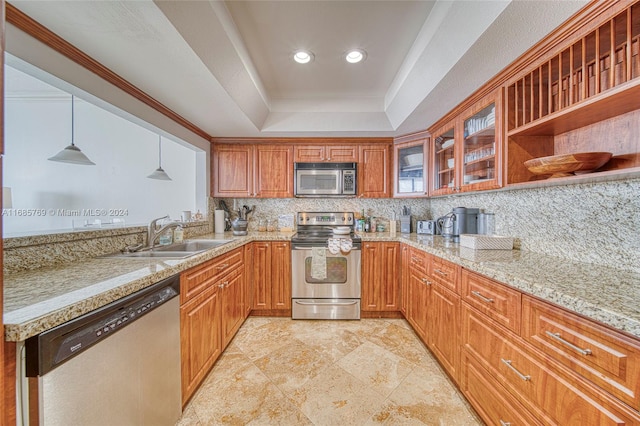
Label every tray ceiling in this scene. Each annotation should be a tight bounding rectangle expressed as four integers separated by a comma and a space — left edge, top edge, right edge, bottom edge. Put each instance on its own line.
6, 0, 587, 138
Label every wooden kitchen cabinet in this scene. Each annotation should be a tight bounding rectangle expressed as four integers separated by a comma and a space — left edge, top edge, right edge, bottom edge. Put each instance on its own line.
251, 241, 291, 314
428, 281, 460, 383
461, 269, 521, 334
254, 145, 294, 197
406, 247, 431, 340
393, 133, 429, 197
220, 269, 244, 347
462, 302, 640, 425
505, 0, 640, 185
429, 89, 502, 195
212, 143, 293, 198
294, 144, 358, 162
358, 144, 391, 198
180, 283, 222, 405
361, 242, 400, 313
243, 243, 253, 318
211, 144, 253, 197
461, 350, 545, 426
180, 247, 246, 405
399, 244, 410, 316
522, 295, 640, 409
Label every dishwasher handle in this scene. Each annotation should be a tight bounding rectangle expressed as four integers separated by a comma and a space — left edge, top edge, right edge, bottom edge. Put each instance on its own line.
25, 274, 180, 377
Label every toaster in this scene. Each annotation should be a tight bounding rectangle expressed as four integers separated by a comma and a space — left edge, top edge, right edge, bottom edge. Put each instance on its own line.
416, 220, 437, 235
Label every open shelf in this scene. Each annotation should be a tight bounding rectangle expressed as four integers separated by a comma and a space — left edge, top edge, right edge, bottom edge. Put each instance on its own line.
507, 78, 640, 137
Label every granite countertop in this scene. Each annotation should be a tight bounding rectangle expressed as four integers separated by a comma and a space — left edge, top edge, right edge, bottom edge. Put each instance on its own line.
4, 231, 639, 342
3, 232, 292, 341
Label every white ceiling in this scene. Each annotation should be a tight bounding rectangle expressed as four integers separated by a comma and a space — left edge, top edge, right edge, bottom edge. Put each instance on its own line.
7, 0, 588, 139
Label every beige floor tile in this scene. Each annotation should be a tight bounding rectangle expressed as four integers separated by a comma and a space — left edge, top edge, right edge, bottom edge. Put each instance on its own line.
288, 363, 388, 425
179, 317, 482, 426
337, 341, 415, 398
289, 320, 366, 363
370, 361, 482, 425
253, 338, 334, 394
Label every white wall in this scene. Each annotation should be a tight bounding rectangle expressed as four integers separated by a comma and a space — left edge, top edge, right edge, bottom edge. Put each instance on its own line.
3, 92, 202, 235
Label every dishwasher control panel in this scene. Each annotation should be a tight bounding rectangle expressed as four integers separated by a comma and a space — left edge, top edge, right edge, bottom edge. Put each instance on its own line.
25, 275, 180, 377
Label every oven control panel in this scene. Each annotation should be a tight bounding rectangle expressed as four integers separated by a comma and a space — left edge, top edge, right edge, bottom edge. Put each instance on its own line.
296, 212, 354, 226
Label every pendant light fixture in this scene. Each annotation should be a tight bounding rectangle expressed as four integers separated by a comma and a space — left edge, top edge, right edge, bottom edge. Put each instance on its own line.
48, 95, 96, 165
147, 135, 172, 181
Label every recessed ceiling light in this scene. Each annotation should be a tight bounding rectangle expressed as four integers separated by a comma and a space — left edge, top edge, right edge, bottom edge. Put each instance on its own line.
293, 50, 314, 64
345, 49, 366, 64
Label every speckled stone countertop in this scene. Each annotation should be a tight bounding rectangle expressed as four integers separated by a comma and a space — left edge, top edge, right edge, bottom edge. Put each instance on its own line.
3, 232, 292, 341
361, 232, 640, 339
4, 231, 639, 341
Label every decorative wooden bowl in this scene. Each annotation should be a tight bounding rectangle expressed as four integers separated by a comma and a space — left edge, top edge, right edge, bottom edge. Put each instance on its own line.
524, 152, 612, 178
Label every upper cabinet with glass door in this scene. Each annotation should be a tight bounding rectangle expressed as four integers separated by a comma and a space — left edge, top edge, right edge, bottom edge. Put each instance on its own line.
461, 94, 502, 191
393, 135, 428, 197
429, 89, 503, 195
431, 126, 456, 196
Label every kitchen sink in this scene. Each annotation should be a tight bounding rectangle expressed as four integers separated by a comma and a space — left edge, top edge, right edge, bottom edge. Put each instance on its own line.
154, 239, 232, 252
101, 239, 233, 259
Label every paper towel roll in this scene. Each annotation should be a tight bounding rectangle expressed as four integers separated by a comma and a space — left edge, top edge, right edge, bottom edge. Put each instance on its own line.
214, 210, 225, 234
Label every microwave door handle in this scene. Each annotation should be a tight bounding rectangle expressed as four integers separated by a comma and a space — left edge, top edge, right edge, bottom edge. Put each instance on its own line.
338, 170, 343, 194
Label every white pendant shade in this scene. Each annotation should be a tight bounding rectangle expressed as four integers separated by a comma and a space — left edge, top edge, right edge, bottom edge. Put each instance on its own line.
147, 136, 172, 181
147, 166, 172, 181
48, 144, 96, 165
48, 95, 96, 166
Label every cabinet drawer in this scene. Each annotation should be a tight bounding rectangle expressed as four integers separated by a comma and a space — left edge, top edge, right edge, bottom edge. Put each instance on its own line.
431, 256, 459, 294
463, 304, 640, 425
181, 248, 243, 303
522, 295, 640, 409
461, 352, 546, 426
462, 269, 521, 333
409, 247, 429, 276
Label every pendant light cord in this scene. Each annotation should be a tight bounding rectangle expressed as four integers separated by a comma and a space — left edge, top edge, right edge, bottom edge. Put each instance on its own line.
158, 136, 162, 168
71, 95, 75, 147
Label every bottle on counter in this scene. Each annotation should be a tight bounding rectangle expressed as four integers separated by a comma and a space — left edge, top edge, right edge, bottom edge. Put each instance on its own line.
370, 217, 377, 233
173, 225, 184, 243
364, 217, 371, 232
389, 214, 397, 235
159, 228, 173, 245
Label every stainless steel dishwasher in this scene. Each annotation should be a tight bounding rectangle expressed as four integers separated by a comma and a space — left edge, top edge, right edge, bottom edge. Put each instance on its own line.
23, 274, 182, 426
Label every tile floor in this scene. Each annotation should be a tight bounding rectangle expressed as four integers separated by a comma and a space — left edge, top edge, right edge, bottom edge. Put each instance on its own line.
177, 317, 483, 425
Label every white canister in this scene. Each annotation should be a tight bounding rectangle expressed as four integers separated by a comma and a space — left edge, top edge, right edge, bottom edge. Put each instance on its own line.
214, 210, 225, 234
181, 210, 192, 222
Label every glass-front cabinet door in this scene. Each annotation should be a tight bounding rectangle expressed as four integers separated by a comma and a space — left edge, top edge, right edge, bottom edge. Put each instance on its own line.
431, 127, 456, 195
462, 103, 496, 188
460, 90, 502, 192
394, 137, 428, 197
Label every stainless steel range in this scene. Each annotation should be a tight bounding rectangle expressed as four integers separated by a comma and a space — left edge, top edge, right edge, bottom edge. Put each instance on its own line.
291, 212, 362, 320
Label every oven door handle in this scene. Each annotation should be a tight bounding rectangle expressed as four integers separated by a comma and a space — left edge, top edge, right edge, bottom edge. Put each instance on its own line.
292, 246, 325, 250
294, 300, 358, 306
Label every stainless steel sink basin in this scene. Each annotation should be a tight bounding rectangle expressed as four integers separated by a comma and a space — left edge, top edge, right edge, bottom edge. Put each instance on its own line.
101, 239, 233, 259
154, 239, 232, 252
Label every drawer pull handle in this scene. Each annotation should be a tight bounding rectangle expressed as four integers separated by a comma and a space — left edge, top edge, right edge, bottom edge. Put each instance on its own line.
471, 291, 494, 303
499, 421, 511, 426
501, 359, 531, 381
216, 263, 229, 270
421, 278, 432, 286
434, 269, 448, 276
545, 331, 592, 356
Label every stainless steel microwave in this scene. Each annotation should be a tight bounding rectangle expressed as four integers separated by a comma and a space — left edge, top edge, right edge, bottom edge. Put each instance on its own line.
294, 162, 357, 197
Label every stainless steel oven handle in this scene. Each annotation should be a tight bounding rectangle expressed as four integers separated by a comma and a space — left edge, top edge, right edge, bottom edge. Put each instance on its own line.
294, 300, 358, 306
